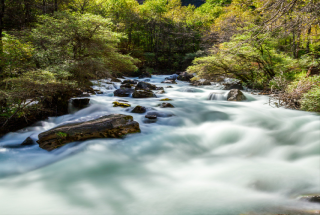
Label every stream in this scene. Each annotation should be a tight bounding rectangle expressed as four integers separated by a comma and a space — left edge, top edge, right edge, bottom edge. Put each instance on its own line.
0, 75, 319, 215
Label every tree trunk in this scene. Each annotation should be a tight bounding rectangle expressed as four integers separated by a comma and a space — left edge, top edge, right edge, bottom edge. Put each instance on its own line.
54, 0, 58, 12
306, 26, 311, 54
0, 0, 5, 76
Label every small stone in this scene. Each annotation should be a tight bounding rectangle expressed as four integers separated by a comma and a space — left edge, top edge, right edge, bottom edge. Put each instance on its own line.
145, 115, 157, 119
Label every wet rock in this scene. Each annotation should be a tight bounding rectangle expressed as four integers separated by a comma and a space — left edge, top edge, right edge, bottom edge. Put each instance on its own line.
117, 99, 129, 103
37, 114, 140, 151
21, 137, 36, 146
146, 111, 174, 117
110, 77, 122, 82
177, 72, 193, 82
161, 80, 177, 84
165, 74, 178, 81
72, 98, 90, 108
166, 86, 173, 88
135, 82, 157, 90
160, 102, 174, 108
145, 115, 157, 119
160, 98, 172, 101
143, 79, 151, 82
132, 90, 156, 98
132, 105, 147, 113
120, 83, 133, 89
155, 87, 164, 90
113, 101, 131, 108
201, 80, 211, 85
94, 90, 103, 94
138, 73, 151, 79
114, 88, 134, 97
223, 83, 243, 90
157, 90, 165, 94
300, 195, 320, 204
227, 89, 246, 101
122, 79, 138, 85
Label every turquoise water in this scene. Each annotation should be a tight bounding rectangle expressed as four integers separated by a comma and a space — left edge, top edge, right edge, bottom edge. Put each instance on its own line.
0, 75, 319, 215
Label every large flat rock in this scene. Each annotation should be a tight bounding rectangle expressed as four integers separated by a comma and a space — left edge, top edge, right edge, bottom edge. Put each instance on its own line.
37, 114, 140, 151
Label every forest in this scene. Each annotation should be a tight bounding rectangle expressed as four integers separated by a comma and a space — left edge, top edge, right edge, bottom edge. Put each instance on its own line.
0, 0, 319, 135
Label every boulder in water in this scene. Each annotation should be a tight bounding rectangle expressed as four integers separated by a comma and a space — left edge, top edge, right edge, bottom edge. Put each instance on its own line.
146, 111, 174, 117
113, 101, 131, 108
165, 74, 178, 81
177, 72, 193, 81
155, 87, 164, 90
160, 102, 174, 108
110, 77, 122, 82
120, 83, 133, 89
132, 105, 147, 113
122, 79, 138, 85
161, 80, 177, 84
227, 89, 246, 101
139, 73, 151, 79
145, 115, 157, 119
72, 98, 90, 108
157, 90, 165, 94
135, 82, 157, 90
160, 98, 172, 101
21, 137, 36, 146
132, 90, 156, 98
299, 195, 320, 204
114, 88, 134, 97
37, 114, 140, 151
166, 86, 173, 88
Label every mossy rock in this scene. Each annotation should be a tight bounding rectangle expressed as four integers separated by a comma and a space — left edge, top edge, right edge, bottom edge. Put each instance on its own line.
113, 101, 131, 108
160, 98, 172, 101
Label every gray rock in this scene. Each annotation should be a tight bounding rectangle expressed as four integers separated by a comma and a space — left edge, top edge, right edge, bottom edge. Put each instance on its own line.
72, 98, 90, 108
37, 114, 140, 151
135, 82, 157, 90
227, 89, 246, 101
132, 90, 156, 98
21, 137, 36, 146
160, 102, 175, 108
145, 115, 157, 119
114, 88, 134, 97
132, 106, 147, 113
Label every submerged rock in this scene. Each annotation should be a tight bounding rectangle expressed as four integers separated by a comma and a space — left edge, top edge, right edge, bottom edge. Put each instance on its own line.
299, 195, 320, 204
21, 137, 36, 146
37, 114, 140, 151
135, 82, 157, 90
166, 86, 173, 88
113, 101, 131, 108
114, 88, 134, 97
145, 111, 174, 117
155, 87, 164, 90
157, 90, 165, 94
72, 98, 90, 108
132, 105, 147, 113
145, 115, 157, 119
227, 89, 246, 101
132, 90, 156, 98
160, 102, 174, 108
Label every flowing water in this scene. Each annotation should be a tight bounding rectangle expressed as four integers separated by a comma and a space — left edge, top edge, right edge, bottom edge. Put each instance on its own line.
0, 75, 319, 215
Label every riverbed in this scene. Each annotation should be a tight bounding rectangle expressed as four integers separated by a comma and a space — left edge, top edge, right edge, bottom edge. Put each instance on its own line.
0, 75, 319, 215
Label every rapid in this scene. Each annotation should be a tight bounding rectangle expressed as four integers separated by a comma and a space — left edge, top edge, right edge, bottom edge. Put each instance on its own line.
0, 75, 319, 215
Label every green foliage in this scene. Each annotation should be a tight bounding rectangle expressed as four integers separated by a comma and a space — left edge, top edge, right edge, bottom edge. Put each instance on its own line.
301, 85, 320, 112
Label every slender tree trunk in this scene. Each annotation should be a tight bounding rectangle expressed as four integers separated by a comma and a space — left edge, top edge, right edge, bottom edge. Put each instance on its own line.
43, 0, 46, 14
54, 0, 58, 12
306, 26, 311, 54
0, 0, 5, 76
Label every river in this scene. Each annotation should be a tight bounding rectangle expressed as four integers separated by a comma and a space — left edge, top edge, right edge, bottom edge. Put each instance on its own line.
0, 75, 319, 215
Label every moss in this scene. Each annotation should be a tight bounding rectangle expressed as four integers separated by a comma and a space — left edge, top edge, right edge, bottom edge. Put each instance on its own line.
160, 98, 172, 101
112, 101, 131, 108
